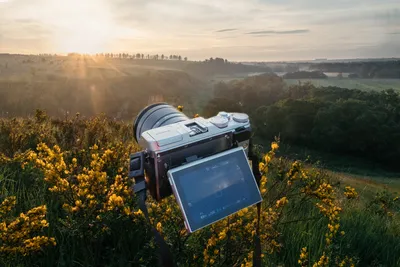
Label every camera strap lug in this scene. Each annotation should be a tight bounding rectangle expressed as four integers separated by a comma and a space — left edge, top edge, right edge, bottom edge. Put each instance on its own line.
129, 151, 174, 267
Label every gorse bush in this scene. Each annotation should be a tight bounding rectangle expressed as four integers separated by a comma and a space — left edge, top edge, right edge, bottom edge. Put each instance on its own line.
0, 111, 399, 266
0, 196, 56, 256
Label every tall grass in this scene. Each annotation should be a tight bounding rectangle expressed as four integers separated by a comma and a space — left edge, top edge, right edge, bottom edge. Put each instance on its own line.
0, 112, 399, 266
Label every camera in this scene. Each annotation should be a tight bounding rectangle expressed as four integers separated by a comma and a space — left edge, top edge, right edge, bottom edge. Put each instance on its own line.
131, 103, 262, 232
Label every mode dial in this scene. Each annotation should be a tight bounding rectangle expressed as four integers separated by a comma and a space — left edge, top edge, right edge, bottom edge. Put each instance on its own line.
232, 113, 249, 123
209, 116, 229, 128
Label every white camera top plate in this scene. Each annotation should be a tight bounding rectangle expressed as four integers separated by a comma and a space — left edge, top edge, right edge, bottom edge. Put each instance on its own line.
139, 113, 250, 153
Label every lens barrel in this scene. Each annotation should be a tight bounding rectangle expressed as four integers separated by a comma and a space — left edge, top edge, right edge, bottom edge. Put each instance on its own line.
133, 103, 189, 142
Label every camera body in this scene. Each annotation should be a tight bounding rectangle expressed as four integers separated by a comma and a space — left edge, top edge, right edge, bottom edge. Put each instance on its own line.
138, 112, 251, 201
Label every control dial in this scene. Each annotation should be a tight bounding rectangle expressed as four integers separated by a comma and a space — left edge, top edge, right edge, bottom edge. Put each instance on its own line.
232, 113, 249, 123
209, 115, 229, 128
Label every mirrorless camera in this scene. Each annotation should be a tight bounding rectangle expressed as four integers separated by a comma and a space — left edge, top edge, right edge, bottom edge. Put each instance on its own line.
130, 103, 262, 232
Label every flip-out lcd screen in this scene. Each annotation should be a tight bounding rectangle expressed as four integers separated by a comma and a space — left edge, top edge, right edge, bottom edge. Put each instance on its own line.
167, 147, 262, 232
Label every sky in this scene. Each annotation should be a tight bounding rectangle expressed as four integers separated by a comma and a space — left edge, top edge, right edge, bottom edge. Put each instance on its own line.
0, 0, 399, 61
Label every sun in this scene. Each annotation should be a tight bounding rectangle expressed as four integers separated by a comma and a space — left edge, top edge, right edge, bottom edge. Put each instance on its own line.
57, 28, 110, 54
50, 0, 113, 54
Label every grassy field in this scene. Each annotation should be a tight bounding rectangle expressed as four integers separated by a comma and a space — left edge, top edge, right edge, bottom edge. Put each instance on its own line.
284, 78, 400, 91
0, 115, 398, 267
0, 55, 399, 266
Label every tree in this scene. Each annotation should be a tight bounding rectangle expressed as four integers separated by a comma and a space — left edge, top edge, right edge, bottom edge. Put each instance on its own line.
184, 57, 187, 61
136, 53, 141, 59
178, 55, 182, 61
169, 55, 173, 60
161, 54, 165, 60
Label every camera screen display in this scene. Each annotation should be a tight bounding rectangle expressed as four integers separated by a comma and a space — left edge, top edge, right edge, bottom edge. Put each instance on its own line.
167, 147, 262, 232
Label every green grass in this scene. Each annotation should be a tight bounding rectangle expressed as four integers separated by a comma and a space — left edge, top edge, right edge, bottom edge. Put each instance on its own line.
284, 78, 400, 91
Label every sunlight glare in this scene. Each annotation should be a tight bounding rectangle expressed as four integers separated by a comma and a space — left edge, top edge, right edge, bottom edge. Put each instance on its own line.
52, 0, 113, 54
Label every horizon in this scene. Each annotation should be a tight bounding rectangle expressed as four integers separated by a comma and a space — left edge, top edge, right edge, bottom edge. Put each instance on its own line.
1, 0, 399, 61
1, 52, 399, 64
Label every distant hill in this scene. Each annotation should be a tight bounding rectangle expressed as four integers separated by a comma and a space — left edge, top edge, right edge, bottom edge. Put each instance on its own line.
0, 54, 272, 79
0, 68, 207, 119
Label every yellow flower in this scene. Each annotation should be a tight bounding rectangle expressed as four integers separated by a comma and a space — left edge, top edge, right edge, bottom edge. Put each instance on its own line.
271, 142, 279, 151
218, 230, 227, 240
344, 186, 358, 199
156, 222, 162, 233
264, 154, 272, 164
259, 162, 265, 172
276, 197, 288, 208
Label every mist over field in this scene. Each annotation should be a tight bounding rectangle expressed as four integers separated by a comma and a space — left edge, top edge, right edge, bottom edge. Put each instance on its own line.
0, 0, 400, 266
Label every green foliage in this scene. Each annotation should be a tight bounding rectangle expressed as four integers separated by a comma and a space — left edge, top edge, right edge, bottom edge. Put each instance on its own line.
0, 114, 399, 266
283, 71, 327, 79
310, 60, 400, 79
206, 74, 400, 170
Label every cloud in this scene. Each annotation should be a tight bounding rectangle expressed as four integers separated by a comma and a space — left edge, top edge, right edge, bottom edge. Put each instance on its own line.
1, 0, 399, 59
215, 28, 238, 33
246, 29, 310, 35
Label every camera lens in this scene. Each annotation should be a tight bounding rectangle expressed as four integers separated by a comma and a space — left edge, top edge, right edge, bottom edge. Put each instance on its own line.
133, 103, 189, 142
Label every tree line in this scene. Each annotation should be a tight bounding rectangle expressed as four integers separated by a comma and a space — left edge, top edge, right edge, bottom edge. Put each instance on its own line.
310, 60, 400, 78
66, 53, 188, 61
204, 73, 400, 170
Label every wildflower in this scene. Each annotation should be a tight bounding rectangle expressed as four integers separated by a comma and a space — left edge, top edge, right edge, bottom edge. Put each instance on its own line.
276, 197, 288, 208
259, 162, 265, 172
134, 209, 143, 216
344, 186, 358, 199
156, 222, 162, 233
264, 154, 272, 164
298, 247, 308, 267
0, 201, 56, 256
0, 196, 17, 218
271, 142, 279, 151
218, 230, 227, 240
